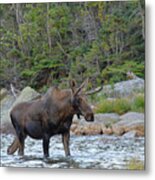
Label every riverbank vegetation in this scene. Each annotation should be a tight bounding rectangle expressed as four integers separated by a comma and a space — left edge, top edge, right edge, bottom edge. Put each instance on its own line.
95, 93, 144, 115
127, 157, 144, 170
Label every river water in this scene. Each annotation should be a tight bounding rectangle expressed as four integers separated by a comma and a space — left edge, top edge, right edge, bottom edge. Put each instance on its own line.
0, 134, 145, 169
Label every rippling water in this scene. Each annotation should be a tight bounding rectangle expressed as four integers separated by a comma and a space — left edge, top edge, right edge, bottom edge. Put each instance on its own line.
1, 134, 145, 169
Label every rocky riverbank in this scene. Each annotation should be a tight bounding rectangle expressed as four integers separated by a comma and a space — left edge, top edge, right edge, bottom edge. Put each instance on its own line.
70, 112, 144, 137
0, 78, 144, 137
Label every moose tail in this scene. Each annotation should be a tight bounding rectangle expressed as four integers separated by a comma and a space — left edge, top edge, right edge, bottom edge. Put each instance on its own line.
7, 137, 19, 155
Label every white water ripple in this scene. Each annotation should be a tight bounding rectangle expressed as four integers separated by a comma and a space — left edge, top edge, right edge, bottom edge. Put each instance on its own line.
1, 134, 145, 169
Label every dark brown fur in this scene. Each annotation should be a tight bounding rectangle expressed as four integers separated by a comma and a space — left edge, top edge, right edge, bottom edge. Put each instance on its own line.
7, 80, 94, 157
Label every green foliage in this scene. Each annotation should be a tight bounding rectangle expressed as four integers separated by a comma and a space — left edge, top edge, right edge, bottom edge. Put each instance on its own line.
0, 59, 11, 81
95, 93, 144, 115
95, 98, 131, 115
101, 60, 145, 84
0, 1, 145, 90
131, 94, 144, 112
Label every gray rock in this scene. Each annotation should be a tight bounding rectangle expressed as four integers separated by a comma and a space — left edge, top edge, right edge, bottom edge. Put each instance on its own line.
98, 78, 144, 98
0, 86, 40, 134
94, 113, 120, 127
122, 131, 137, 138
112, 112, 144, 136
0, 88, 8, 101
0, 94, 15, 133
11, 86, 40, 108
120, 112, 144, 121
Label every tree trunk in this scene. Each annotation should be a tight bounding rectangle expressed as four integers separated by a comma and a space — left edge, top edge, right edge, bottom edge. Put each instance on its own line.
15, 4, 27, 54
138, 1, 145, 40
46, 3, 52, 50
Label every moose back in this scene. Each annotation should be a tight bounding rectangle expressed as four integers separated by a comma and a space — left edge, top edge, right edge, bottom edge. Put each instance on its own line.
7, 80, 94, 157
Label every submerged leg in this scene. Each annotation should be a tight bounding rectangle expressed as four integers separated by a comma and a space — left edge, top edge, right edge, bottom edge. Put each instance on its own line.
18, 135, 26, 156
62, 131, 70, 157
43, 134, 50, 158
7, 137, 19, 155
10, 115, 26, 156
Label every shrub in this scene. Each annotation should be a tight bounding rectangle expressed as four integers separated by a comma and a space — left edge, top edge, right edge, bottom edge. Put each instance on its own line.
95, 98, 131, 115
94, 93, 144, 115
131, 94, 144, 113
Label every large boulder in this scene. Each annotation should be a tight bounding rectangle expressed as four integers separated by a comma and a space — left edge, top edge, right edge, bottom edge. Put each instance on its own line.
0, 86, 40, 134
0, 90, 15, 134
11, 86, 40, 107
98, 78, 144, 98
112, 112, 144, 136
94, 113, 120, 127
0, 88, 8, 101
120, 112, 144, 121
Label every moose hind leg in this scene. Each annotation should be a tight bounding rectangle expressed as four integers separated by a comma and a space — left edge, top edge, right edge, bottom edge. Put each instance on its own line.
62, 132, 70, 157
11, 117, 26, 156
13, 124, 26, 156
7, 137, 19, 155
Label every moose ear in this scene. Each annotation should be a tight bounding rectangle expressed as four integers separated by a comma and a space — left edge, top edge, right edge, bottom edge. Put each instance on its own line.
74, 78, 88, 96
69, 79, 77, 93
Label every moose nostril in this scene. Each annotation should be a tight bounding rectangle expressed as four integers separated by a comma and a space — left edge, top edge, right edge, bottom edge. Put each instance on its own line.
86, 113, 94, 121
91, 114, 94, 121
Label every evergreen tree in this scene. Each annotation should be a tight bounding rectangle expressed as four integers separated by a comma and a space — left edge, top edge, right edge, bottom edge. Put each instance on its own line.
0, 1, 145, 91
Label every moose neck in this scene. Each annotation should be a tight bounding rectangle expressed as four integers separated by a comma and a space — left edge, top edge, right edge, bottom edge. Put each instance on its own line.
43, 87, 75, 120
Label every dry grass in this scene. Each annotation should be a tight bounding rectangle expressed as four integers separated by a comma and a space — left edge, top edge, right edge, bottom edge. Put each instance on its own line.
127, 158, 144, 170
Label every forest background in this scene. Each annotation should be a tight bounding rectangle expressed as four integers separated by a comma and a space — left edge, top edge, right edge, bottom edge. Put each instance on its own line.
0, 0, 145, 92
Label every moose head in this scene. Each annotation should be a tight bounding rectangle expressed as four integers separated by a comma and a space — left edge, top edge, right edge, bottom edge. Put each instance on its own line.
69, 79, 95, 122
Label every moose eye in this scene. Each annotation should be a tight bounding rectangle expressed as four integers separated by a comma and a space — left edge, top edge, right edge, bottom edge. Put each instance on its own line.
73, 97, 81, 106
77, 98, 82, 104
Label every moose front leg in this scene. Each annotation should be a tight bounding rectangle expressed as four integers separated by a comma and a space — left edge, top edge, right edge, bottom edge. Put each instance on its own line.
62, 131, 70, 157
18, 135, 25, 156
43, 134, 50, 158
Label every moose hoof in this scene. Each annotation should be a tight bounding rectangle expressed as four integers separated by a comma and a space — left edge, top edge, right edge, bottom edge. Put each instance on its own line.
44, 154, 49, 159
66, 153, 71, 157
43, 157, 49, 162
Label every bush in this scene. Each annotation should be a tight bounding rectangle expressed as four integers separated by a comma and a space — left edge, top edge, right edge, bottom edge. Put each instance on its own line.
95, 98, 131, 115
131, 94, 144, 113
94, 93, 144, 115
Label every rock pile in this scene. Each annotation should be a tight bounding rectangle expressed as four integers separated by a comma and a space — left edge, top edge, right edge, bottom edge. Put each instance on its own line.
70, 112, 144, 137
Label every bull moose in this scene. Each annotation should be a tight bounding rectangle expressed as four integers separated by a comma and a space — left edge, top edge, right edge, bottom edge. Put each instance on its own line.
7, 79, 101, 157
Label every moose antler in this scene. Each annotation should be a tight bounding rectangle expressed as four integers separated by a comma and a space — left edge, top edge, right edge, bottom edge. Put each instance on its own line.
74, 78, 89, 96
85, 80, 104, 95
